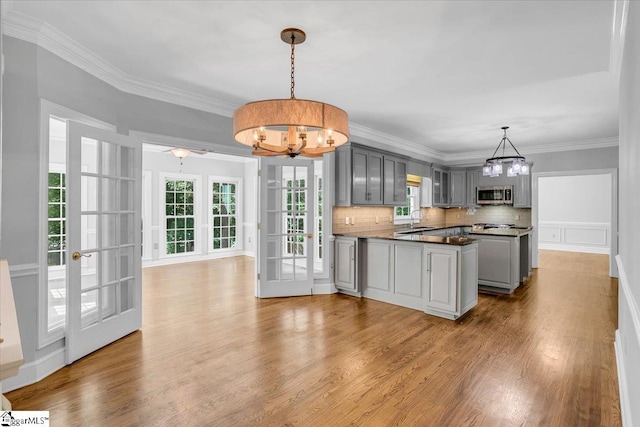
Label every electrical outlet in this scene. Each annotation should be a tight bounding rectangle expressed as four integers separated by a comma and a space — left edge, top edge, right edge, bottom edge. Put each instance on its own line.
248, 236, 251, 243
375, 216, 379, 224
351, 217, 355, 225
345, 217, 350, 224
515, 214, 520, 220
456, 214, 461, 219
389, 216, 393, 223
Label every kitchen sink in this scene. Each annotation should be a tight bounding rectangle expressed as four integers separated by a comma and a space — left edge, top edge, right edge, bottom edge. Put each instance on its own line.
395, 226, 437, 234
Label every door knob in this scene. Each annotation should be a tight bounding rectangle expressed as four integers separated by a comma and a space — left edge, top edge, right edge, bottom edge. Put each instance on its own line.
306, 233, 313, 239
72, 251, 92, 261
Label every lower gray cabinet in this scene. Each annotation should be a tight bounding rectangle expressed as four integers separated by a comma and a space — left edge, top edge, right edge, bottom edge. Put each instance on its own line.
335, 236, 358, 292
361, 238, 478, 319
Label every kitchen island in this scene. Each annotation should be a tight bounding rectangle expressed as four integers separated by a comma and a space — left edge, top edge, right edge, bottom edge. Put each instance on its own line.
334, 230, 478, 320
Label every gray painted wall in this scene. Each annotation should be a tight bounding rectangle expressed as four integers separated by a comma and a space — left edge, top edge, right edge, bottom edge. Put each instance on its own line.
0, 36, 251, 368
618, 2, 640, 425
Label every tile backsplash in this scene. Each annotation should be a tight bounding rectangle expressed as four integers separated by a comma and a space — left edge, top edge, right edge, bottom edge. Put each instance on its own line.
332, 205, 531, 234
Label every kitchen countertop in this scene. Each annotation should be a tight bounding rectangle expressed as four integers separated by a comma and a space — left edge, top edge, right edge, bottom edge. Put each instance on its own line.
335, 224, 533, 245
334, 229, 476, 246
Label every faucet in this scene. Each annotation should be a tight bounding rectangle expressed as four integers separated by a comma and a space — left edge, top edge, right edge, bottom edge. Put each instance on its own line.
410, 210, 423, 229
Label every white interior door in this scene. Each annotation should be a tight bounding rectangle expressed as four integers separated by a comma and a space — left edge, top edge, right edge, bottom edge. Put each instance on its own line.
65, 122, 142, 364
257, 157, 314, 297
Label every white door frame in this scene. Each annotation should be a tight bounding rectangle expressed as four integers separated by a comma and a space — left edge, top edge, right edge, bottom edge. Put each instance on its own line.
532, 168, 618, 277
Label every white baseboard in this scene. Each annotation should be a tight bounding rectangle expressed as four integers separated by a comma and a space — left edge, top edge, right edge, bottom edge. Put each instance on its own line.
313, 283, 337, 294
615, 255, 639, 427
538, 243, 610, 254
142, 250, 252, 268
615, 331, 632, 427
1, 348, 65, 393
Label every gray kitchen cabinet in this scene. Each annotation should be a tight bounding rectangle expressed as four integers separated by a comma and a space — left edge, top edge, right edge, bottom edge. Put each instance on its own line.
513, 171, 532, 208
383, 156, 407, 206
362, 238, 478, 319
334, 236, 358, 292
449, 169, 466, 207
335, 147, 352, 206
352, 148, 383, 205
335, 144, 408, 206
432, 166, 450, 207
471, 232, 531, 293
425, 246, 457, 314
466, 167, 482, 206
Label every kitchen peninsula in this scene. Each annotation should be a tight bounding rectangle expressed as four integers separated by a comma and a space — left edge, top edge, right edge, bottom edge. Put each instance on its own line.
334, 228, 479, 320
334, 223, 533, 320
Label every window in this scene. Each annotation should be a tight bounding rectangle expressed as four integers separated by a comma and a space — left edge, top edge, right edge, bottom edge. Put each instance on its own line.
211, 181, 238, 250
394, 186, 420, 222
47, 171, 66, 266
284, 177, 306, 255
165, 179, 196, 254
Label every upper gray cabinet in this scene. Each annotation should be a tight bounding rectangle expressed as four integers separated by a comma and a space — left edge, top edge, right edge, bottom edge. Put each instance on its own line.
335, 144, 407, 206
513, 170, 532, 208
383, 156, 407, 205
432, 166, 449, 207
466, 167, 482, 206
449, 169, 466, 207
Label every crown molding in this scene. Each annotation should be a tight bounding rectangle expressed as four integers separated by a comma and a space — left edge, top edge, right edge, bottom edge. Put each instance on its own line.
1, 8, 237, 117
609, 0, 630, 81
349, 122, 446, 161
446, 136, 619, 164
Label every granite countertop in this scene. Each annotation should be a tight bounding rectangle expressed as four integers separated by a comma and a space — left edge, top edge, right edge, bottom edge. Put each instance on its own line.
334, 229, 476, 246
335, 224, 533, 245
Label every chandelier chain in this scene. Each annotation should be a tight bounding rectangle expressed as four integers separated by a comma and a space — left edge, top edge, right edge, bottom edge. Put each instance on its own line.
290, 34, 296, 99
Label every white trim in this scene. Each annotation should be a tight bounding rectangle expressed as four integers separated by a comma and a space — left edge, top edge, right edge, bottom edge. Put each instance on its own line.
313, 283, 337, 295
1, 348, 65, 393
610, 0, 631, 81
615, 255, 639, 427
616, 255, 640, 351
142, 249, 246, 268
141, 170, 153, 261
447, 137, 619, 164
8, 263, 39, 278
531, 169, 618, 277
349, 123, 446, 161
614, 332, 632, 427
38, 99, 116, 350
1, 9, 238, 118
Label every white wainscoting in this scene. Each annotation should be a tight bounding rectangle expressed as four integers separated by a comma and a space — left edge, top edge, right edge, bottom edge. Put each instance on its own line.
538, 221, 610, 254
614, 256, 640, 427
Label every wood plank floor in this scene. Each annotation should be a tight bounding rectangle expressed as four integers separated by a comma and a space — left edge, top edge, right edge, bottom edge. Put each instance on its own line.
7, 250, 621, 426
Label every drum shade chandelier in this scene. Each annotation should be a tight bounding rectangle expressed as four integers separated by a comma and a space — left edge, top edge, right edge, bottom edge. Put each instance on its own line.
233, 28, 349, 158
483, 126, 530, 177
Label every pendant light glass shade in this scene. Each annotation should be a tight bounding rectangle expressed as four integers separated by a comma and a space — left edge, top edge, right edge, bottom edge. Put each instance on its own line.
483, 126, 529, 177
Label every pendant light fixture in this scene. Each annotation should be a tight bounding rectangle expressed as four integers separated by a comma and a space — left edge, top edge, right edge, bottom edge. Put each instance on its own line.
233, 28, 349, 158
482, 126, 530, 177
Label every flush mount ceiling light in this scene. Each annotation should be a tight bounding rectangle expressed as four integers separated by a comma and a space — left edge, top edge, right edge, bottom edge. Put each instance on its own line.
482, 126, 530, 177
233, 28, 349, 158
170, 148, 191, 159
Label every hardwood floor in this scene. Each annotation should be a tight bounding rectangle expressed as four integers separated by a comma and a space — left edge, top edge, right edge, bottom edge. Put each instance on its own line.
7, 250, 620, 426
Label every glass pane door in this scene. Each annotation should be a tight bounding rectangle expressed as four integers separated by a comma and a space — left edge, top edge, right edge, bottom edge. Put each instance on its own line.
257, 158, 314, 297
66, 122, 142, 364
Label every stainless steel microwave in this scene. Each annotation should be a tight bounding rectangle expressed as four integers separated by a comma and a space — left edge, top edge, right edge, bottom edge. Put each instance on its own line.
477, 185, 513, 205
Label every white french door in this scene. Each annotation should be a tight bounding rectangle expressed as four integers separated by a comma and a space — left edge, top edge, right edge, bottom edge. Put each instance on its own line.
65, 122, 142, 364
257, 158, 314, 297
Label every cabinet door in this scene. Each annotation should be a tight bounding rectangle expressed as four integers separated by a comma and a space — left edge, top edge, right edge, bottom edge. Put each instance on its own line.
441, 170, 449, 205
433, 169, 442, 205
352, 149, 369, 204
513, 173, 532, 208
335, 148, 351, 206
383, 157, 396, 205
394, 160, 407, 205
367, 151, 384, 204
420, 177, 433, 207
335, 238, 357, 291
449, 169, 466, 207
425, 247, 458, 313
394, 243, 424, 298
365, 240, 393, 293
466, 168, 481, 206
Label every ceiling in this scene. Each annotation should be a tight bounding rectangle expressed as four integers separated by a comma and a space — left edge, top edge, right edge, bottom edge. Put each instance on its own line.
2, 1, 623, 161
